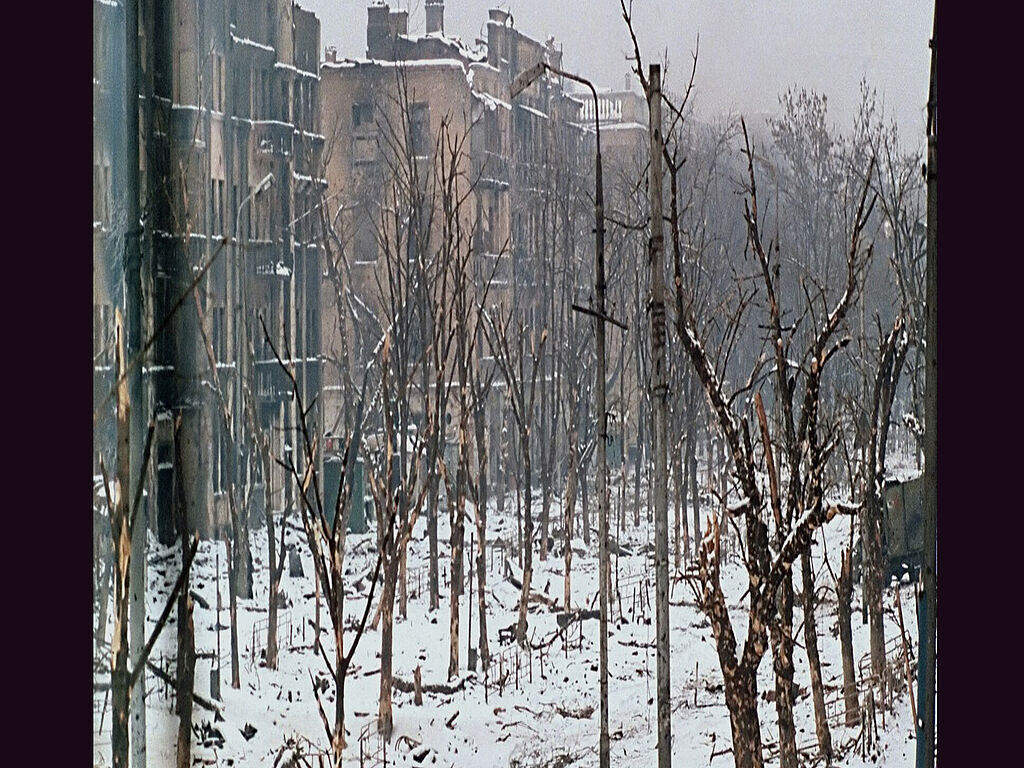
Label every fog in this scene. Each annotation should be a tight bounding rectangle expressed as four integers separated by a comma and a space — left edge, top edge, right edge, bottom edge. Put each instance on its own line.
301, 0, 933, 147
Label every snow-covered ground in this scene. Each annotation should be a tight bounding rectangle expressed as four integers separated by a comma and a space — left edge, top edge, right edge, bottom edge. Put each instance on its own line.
93, 472, 924, 767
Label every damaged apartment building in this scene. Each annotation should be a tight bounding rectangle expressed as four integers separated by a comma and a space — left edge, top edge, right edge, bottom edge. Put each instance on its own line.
317, 2, 649, 490
93, 0, 325, 542
93, 0, 650, 541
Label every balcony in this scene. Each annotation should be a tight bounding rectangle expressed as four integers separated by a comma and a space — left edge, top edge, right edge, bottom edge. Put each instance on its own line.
240, 241, 293, 280
252, 120, 293, 158
170, 104, 204, 148
472, 151, 509, 189
254, 358, 291, 401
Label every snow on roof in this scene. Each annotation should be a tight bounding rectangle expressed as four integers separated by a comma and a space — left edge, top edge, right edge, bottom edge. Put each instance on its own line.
473, 90, 511, 112
469, 61, 501, 75
516, 103, 549, 120
274, 61, 318, 79
323, 57, 467, 73
230, 33, 275, 54
403, 31, 486, 62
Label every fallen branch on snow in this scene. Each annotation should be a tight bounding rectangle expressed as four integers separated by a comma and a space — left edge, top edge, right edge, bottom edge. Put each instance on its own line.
145, 660, 221, 715
392, 672, 474, 695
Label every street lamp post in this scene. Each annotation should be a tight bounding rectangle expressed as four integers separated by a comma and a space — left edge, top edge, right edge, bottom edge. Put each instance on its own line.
225, 171, 274, 690
511, 61, 611, 768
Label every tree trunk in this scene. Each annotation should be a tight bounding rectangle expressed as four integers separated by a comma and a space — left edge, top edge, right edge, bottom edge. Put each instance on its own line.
564, 424, 578, 612
378, 565, 397, 739
515, 463, 522, 566
630, 417, 638, 528
110, 324, 132, 768
516, 436, 533, 646
174, 414, 194, 768
540, 371, 550, 562
427, 460, 440, 612
837, 548, 860, 726
399, 547, 408, 620
449, 489, 464, 679
771, 574, 797, 768
334, 660, 347, 764
264, 453, 279, 669
724, 665, 765, 768
689, 421, 700, 558
474, 404, 490, 670
673, 447, 685, 570
175, 592, 194, 768
111, 568, 130, 768
863, 497, 886, 687
801, 550, 832, 763
580, 451, 590, 546
96, 553, 113, 649
234, 511, 253, 599
474, 516, 489, 670
225, 537, 240, 689
334, 567, 347, 757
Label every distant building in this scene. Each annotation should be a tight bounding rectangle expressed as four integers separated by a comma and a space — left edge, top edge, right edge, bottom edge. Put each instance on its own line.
317, 2, 649, 484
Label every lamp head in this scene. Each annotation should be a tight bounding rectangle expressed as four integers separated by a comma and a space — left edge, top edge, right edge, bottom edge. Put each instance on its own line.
510, 62, 546, 99
256, 172, 275, 195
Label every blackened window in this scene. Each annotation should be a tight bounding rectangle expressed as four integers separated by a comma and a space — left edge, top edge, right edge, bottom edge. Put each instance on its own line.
212, 306, 226, 362
410, 102, 430, 158
352, 102, 374, 129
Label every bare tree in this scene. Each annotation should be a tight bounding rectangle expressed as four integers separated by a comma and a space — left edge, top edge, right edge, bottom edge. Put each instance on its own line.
366, 336, 433, 740
173, 416, 196, 768
101, 309, 198, 768
485, 310, 547, 645
242, 369, 290, 670
266, 316, 384, 765
862, 316, 910, 687
676, 120, 872, 768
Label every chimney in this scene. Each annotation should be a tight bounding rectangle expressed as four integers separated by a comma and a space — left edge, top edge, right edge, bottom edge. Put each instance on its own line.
487, 8, 509, 68
389, 9, 409, 38
325, 45, 337, 64
366, 2, 391, 59
425, 1, 444, 35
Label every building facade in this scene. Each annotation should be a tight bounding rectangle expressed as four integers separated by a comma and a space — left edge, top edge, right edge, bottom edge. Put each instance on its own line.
93, 0, 325, 541
316, 2, 649, 499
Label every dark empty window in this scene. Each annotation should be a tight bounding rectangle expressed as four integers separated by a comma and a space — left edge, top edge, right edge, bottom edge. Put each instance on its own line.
352, 102, 374, 129
353, 211, 378, 263
410, 102, 430, 158
212, 306, 226, 361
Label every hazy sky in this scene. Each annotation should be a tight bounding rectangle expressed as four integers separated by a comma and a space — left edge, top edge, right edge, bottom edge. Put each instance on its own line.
300, 1, 933, 146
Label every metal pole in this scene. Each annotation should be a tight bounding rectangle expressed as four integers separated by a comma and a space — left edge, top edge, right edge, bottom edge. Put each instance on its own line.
469, 531, 474, 670
509, 60, 610, 768
124, 0, 146, 764
590, 87, 611, 768
919, 7, 937, 766
647, 64, 672, 768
